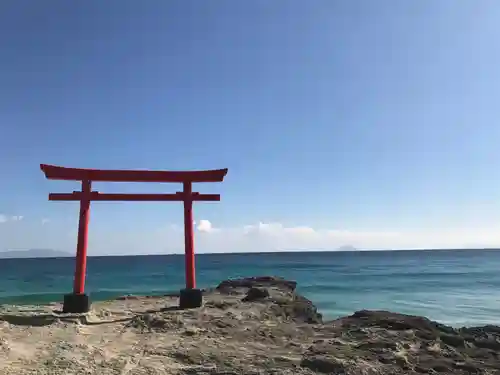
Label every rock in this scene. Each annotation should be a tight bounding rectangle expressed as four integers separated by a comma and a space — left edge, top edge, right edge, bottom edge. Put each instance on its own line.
170, 349, 207, 365
242, 287, 270, 302
126, 312, 183, 332
204, 300, 236, 309
318, 309, 500, 374
216, 276, 297, 292
355, 339, 398, 351
269, 294, 323, 324
472, 338, 500, 350
461, 325, 500, 336
347, 310, 445, 334
300, 355, 347, 374
440, 332, 465, 347
453, 361, 482, 374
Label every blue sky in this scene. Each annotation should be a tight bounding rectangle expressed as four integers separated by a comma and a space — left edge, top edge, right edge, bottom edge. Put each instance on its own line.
1, 1, 500, 254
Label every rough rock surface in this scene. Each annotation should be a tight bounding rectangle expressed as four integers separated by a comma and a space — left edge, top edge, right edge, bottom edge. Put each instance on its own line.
216, 276, 298, 292
0, 276, 498, 374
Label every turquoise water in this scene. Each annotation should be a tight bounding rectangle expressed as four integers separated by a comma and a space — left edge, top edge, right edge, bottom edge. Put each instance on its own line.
1, 250, 499, 327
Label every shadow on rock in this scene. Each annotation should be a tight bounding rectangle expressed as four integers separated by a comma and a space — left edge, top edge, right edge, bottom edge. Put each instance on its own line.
0, 313, 59, 327
242, 287, 270, 302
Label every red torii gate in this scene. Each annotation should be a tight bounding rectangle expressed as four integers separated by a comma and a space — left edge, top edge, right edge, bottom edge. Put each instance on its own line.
40, 164, 228, 313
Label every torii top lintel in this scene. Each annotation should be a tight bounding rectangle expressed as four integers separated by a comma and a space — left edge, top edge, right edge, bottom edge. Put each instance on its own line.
40, 164, 228, 183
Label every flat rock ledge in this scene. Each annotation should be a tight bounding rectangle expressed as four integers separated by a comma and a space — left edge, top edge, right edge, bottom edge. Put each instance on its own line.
0, 276, 498, 375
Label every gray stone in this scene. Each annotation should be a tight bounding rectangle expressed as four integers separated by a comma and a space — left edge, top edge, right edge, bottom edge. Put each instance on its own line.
242, 287, 270, 302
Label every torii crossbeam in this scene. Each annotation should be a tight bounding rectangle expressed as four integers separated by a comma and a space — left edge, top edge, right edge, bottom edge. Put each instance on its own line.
40, 164, 228, 313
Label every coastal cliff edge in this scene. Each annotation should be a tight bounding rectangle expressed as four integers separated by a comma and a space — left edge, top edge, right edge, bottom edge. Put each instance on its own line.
0, 276, 499, 374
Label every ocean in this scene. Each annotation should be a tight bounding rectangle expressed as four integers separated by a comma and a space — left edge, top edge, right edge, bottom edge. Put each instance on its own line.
1, 249, 499, 327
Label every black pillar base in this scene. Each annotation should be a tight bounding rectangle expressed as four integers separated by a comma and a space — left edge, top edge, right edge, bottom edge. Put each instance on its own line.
62, 293, 90, 313
179, 288, 203, 309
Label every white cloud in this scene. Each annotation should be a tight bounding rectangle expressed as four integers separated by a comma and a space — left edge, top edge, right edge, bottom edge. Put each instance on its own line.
0, 214, 23, 223
41, 218, 50, 225
197, 219, 214, 233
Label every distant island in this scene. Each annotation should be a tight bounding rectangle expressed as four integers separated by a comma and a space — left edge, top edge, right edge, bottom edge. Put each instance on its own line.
337, 245, 358, 251
0, 249, 71, 259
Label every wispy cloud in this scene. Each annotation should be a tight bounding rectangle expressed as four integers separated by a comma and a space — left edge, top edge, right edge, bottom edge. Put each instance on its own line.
190, 220, 500, 252
41, 218, 50, 225
0, 214, 23, 223
2, 216, 500, 255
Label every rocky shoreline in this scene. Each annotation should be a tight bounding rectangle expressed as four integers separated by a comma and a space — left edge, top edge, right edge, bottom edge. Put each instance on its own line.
0, 276, 499, 374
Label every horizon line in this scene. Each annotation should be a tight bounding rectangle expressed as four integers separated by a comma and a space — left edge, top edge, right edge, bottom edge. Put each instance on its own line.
2, 247, 500, 259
